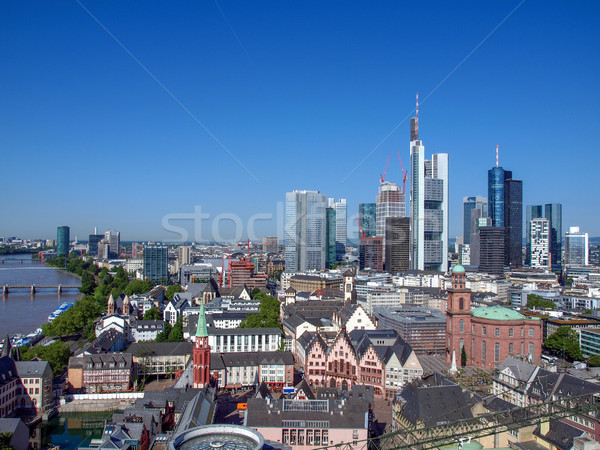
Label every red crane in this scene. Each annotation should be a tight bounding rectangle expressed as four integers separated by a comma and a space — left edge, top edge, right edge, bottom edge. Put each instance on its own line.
236, 239, 257, 258
380, 153, 392, 183
397, 150, 408, 194
355, 214, 366, 239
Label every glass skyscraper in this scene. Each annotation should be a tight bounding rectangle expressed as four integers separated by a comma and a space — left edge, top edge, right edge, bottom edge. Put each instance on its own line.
285, 190, 326, 271
57, 226, 70, 256
565, 226, 589, 266
325, 206, 336, 268
545, 203, 562, 268
143, 244, 168, 282
504, 178, 523, 267
487, 167, 512, 227
525, 205, 543, 265
463, 196, 487, 245
358, 203, 377, 238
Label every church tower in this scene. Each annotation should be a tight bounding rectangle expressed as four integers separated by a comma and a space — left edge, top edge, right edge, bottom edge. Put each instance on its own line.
107, 293, 115, 315
122, 295, 130, 316
445, 265, 472, 365
193, 303, 211, 388
343, 270, 357, 303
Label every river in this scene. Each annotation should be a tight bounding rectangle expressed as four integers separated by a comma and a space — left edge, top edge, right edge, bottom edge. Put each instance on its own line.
0, 255, 81, 337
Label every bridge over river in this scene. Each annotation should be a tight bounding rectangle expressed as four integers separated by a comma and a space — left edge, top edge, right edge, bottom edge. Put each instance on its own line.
2, 285, 80, 294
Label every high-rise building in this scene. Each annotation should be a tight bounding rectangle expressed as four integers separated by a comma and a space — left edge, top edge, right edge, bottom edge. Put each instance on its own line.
359, 237, 383, 271
409, 97, 448, 272
285, 190, 326, 272
331, 198, 347, 262
488, 165, 512, 228
385, 217, 410, 274
178, 245, 192, 266
88, 234, 103, 256
504, 178, 523, 267
57, 226, 70, 256
545, 203, 562, 268
143, 244, 169, 282
359, 203, 377, 238
104, 230, 121, 259
462, 196, 487, 245
325, 206, 336, 269
530, 218, 550, 269
479, 226, 505, 276
525, 205, 543, 265
565, 226, 589, 266
376, 182, 405, 239
262, 236, 278, 253
470, 217, 492, 268
131, 243, 143, 259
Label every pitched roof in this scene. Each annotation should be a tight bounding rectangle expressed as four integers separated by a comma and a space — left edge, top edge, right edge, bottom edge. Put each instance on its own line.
126, 342, 193, 357
14, 360, 51, 378
534, 420, 585, 450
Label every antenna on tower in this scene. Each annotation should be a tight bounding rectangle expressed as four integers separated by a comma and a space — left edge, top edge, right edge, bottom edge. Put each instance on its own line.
416, 92, 419, 119
496, 145, 499, 167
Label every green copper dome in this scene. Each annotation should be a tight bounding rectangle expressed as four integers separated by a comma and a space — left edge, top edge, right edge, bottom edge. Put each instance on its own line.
471, 306, 525, 321
452, 264, 465, 274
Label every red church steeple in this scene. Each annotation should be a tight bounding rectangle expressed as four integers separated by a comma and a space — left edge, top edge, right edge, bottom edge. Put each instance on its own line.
193, 303, 211, 388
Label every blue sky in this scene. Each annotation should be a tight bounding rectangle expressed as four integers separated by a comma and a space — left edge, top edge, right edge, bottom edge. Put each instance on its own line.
1, 1, 599, 242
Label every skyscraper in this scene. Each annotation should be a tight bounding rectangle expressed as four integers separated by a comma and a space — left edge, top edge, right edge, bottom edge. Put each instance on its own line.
358, 203, 377, 238
504, 178, 523, 267
143, 244, 169, 282
385, 217, 410, 274
530, 218, 550, 269
285, 190, 326, 272
470, 217, 492, 268
104, 230, 121, 259
479, 226, 505, 276
262, 236, 278, 253
57, 226, 70, 256
332, 198, 347, 262
376, 182, 405, 238
545, 203, 562, 268
359, 237, 383, 271
88, 233, 103, 256
462, 196, 487, 245
565, 226, 589, 266
525, 205, 543, 265
325, 206, 336, 269
409, 99, 448, 271
488, 155, 512, 228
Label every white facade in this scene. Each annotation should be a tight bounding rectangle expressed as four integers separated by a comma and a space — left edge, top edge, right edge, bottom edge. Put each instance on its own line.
530, 218, 550, 269
208, 329, 281, 353
376, 182, 405, 238
285, 190, 326, 272
124, 259, 143, 273
565, 226, 589, 266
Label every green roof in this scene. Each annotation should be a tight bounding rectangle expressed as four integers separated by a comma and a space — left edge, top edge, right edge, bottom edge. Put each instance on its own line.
471, 306, 526, 321
195, 303, 208, 338
452, 264, 465, 274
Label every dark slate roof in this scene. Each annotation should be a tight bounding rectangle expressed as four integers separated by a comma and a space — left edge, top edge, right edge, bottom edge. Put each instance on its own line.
285, 287, 296, 294
397, 374, 482, 427
211, 351, 294, 370
256, 381, 272, 399
14, 360, 51, 378
208, 327, 281, 336
0, 418, 24, 434
173, 389, 215, 435
294, 379, 314, 400
93, 329, 123, 352
337, 302, 359, 325
126, 342, 193, 357
83, 353, 133, 370
534, 420, 585, 450
133, 320, 164, 331
218, 285, 250, 299
0, 356, 18, 388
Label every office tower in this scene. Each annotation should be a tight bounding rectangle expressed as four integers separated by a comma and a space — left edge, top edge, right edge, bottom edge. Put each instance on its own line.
178, 245, 192, 266
409, 97, 448, 271
530, 218, 550, 269
545, 203, 562, 268
504, 178, 523, 267
565, 226, 589, 266
470, 217, 492, 267
479, 226, 505, 276
325, 206, 337, 269
488, 162, 512, 228
376, 182, 405, 238
104, 230, 121, 259
262, 236, 278, 253
88, 234, 103, 256
331, 198, 347, 261
131, 243, 143, 259
359, 237, 383, 271
463, 196, 487, 245
385, 217, 410, 274
285, 190, 326, 272
143, 244, 169, 282
525, 205, 543, 265
57, 226, 70, 256
459, 244, 471, 266
358, 203, 377, 238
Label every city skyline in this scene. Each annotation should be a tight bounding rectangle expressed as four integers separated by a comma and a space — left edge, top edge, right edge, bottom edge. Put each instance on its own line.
1, 1, 599, 241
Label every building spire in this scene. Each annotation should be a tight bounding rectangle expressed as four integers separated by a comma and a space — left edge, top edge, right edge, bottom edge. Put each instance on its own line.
195, 303, 208, 338
410, 93, 419, 141
416, 92, 419, 120
496, 144, 499, 167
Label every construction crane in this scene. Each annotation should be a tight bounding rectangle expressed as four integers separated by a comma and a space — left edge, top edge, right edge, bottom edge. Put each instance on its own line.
236, 239, 257, 258
355, 215, 365, 239
380, 153, 392, 183
396, 150, 408, 194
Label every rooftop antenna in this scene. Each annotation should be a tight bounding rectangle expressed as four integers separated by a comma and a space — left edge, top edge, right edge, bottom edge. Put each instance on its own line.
496, 145, 499, 167
416, 92, 419, 120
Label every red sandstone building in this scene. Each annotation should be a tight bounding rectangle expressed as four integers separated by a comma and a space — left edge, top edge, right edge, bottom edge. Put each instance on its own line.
446, 265, 542, 368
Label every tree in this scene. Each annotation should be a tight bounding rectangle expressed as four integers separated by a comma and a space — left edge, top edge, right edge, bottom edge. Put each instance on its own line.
168, 318, 184, 342
239, 293, 281, 329
0, 431, 13, 450
544, 326, 583, 361
155, 322, 172, 342
80, 271, 96, 295
461, 346, 467, 367
165, 284, 184, 301
251, 287, 261, 299
527, 294, 557, 310
19, 340, 71, 376
125, 279, 153, 296
143, 307, 162, 321
588, 355, 600, 367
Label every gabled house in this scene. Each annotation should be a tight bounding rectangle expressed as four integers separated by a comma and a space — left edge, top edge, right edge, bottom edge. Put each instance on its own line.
164, 294, 190, 325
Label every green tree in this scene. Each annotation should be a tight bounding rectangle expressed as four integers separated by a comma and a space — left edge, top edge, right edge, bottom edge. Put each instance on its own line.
461, 346, 467, 367
588, 355, 600, 367
240, 293, 281, 329
19, 340, 71, 376
125, 279, 153, 296
143, 307, 163, 321
168, 318, 184, 342
0, 431, 13, 450
156, 322, 172, 342
251, 287, 262, 299
80, 271, 96, 295
544, 326, 583, 361
527, 294, 557, 310
165, 284, 184, 301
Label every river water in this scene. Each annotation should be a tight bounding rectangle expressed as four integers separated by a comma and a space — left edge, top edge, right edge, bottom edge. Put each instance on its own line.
0, 255, 81, 337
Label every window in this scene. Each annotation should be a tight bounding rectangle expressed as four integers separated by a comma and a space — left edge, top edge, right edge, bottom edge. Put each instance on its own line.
482, 341, 486, 360
509, 343, 514, 354
529, 328, 534, 337
459, 319, 464, 333
521, 328, 524, 337
529, 343, 534, 356
460, 339, 464, 350
495, 343, 500, 362
472, 339, 475, 357
495, 328, 500, 337
472, 324, 476, 333
459, 298, 464, 310
509, 328, 514, 337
